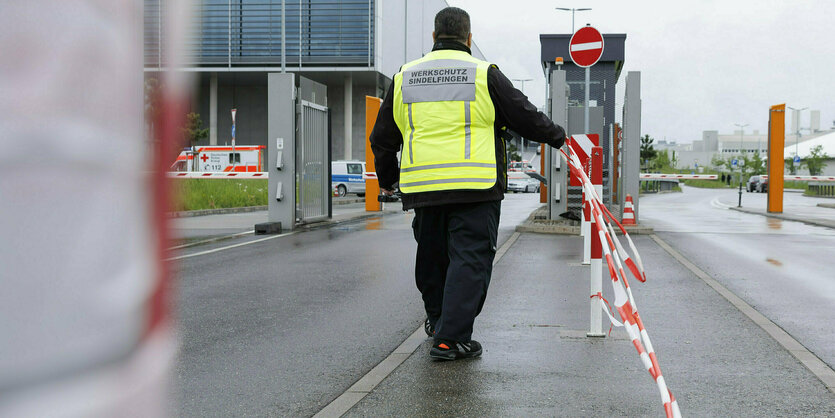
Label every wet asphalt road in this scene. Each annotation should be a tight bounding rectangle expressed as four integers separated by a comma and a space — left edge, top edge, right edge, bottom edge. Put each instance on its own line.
172, 193, 544, 417
641, 185, 835, 370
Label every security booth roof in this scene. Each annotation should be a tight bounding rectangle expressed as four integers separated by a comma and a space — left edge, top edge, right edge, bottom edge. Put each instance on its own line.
539, 33, 627, 81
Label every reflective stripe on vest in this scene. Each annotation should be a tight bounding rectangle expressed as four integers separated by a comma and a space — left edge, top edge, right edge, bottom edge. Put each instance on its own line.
393, 50, 496, 193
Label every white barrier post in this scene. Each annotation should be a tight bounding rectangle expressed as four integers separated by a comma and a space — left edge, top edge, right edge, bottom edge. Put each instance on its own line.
582, 172, 591, 264
588, 146, 605, 337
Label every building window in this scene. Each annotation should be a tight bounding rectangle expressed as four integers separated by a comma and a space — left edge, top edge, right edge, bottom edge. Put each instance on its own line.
145, 0, 375, 67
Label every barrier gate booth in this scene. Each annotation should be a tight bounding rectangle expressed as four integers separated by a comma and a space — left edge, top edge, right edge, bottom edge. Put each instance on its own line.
263, 73, 330, 232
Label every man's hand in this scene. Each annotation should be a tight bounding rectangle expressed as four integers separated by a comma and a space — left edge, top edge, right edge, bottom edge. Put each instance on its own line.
380, 188, 394, 196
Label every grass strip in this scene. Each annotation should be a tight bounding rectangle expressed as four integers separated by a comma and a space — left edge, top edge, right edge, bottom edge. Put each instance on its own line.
171, 179, 268, 211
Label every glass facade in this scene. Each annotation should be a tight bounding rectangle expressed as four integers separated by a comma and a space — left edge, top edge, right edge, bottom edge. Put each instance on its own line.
145, 0, 375, 67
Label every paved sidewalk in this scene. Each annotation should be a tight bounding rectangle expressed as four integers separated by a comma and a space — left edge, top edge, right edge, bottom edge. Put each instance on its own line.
171, 201, 399, 241
731, 199, 835, 229
342, 233, 835, 416
516, 205, 655, 235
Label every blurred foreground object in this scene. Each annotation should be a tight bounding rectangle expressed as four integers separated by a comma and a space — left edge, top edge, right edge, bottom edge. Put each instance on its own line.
0, 1, 190, 416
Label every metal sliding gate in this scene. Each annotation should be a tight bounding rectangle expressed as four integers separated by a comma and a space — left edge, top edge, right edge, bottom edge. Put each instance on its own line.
296, 100, 329, 224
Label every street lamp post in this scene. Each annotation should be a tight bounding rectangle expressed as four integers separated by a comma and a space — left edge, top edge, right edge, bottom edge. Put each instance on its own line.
734, 123, 749, 157
512, 78, 533, 155
734, 123, 748, 207
787, 106, 807, 162
555, 7, 592, 33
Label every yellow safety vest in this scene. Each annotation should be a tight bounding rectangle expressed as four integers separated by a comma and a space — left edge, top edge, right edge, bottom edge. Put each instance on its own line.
393, 49, 496, 193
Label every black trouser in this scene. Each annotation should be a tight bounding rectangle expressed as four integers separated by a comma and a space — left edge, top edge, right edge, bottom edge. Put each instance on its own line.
412, 200, 500, 342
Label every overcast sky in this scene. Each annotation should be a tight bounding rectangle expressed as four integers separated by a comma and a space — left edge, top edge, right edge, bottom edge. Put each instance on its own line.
447, 0, 834, 143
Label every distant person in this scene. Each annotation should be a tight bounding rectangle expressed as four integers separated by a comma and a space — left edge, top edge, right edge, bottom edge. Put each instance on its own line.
370, 7, 566, 360
721, 173, 726, 183
726, 173, 732, 186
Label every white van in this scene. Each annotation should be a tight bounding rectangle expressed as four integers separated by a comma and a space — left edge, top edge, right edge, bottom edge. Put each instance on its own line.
331, 160, 366, 197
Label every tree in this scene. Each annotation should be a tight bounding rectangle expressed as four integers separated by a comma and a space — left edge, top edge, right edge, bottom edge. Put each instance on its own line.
507, 142, 521, 165
711, 155, 728, 170
651, 149, 674, 172
785, 157, 800, 175
182, 112, 209, 170
183, 112, 209, 147
785, 156, 807, 175
640, 135, 657, 170
738, 155, 750, 178
804, 145, 829, 176
749, 152, 766, 176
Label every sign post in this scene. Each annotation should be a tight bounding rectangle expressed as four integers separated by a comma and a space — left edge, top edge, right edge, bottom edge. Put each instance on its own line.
588, 146, 605, 337
569, 25, 604, 133
737, 159, 745, 207
570, 26, 604, 263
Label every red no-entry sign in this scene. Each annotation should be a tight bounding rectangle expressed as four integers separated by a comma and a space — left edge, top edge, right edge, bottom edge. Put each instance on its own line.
569, 26, 604, 67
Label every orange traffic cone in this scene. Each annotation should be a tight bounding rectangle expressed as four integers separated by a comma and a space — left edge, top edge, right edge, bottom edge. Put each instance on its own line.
622, 194, 636, 225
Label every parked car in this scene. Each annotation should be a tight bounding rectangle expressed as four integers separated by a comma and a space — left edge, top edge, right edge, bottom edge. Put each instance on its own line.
331, 160, 366, 197
507, 171, 540, 193
757, 177, 768, 193
746, 175, 761, 192
508, 161, 535, 172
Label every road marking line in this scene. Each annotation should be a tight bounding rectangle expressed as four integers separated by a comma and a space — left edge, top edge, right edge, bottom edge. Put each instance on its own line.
314, 231, 523, 418
167, 230, 255, 251
166, 232, 295, 261
494, 231, 521, 263
168, 212, 388, 261
650, 234, 835, 394
710, 197, 731, 210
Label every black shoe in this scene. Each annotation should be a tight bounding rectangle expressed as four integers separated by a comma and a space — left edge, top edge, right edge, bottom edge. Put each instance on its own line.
429, 339, 482, 360
424, 318, 435, 337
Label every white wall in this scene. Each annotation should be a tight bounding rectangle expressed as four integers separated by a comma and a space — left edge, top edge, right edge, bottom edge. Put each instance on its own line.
674, 151, 718, 170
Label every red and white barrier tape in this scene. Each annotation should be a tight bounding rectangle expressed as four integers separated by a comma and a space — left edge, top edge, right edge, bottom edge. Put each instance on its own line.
640, 173, 835, 182
167, 172, 268, 179
562, 148, 681, 418
640, 173, 717, 180
762, 175, 835, 182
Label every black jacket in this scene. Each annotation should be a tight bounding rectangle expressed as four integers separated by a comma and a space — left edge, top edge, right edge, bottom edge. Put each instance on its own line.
369, 40, 566, 210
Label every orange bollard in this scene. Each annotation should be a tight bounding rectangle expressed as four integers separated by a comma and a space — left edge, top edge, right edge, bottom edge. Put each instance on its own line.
365, 96, 382, 211
767, 104, 785, 213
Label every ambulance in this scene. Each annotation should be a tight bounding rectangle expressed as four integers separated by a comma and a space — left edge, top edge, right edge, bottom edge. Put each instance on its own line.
170, 145, 265, 172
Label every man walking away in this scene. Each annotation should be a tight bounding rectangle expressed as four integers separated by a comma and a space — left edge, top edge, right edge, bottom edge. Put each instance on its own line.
370, 7, 566, 360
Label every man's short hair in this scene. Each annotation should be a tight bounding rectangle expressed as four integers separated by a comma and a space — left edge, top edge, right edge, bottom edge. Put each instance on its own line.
434, 7, 470, 43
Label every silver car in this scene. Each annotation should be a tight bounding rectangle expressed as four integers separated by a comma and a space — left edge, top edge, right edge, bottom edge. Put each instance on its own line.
507, 171, 540, 193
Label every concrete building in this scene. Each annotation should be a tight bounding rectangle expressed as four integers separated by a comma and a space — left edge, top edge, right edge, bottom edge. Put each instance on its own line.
144, 0, 485, 162
717, 130, 768, 156
673, 127, 834, 170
